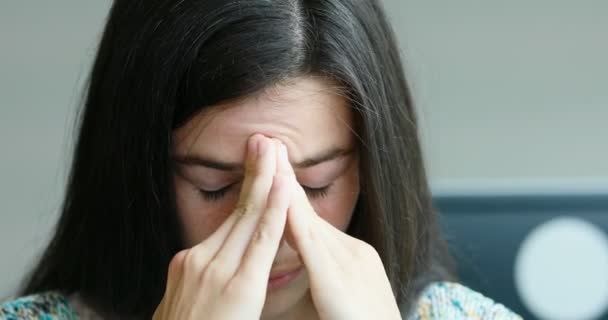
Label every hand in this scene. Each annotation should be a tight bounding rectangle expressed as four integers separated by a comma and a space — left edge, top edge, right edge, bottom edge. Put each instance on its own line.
283, 153, 402, 320
153, 136, 292, 319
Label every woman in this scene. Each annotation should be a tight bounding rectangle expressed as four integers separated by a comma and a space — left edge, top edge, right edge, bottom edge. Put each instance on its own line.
1, 0, 521, 319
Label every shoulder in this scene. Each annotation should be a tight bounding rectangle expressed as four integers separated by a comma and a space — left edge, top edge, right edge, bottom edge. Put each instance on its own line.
0, 291, 77, 319
410, 282, 523, 320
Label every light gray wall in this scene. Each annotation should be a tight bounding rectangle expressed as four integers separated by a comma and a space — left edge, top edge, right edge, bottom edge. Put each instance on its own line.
1, 0, 607, 300
382, 0, 608, 188
0, 1, 112, 298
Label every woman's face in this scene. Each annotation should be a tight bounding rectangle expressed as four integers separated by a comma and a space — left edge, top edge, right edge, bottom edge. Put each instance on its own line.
172, 76, 360, 318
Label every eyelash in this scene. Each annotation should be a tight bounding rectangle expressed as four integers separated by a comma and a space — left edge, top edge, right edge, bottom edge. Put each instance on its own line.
302, 185, 331, 199
197, 184, 332, 202
197, 185, 232, 202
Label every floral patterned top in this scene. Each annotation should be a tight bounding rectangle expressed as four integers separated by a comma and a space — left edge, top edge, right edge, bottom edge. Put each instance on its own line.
0, 282, 522, 319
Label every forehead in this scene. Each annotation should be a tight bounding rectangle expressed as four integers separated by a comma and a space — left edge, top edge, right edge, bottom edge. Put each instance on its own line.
173, 77, 355, 162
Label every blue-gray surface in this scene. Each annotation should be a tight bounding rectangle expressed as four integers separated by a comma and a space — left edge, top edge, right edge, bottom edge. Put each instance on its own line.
435, 194, 608, 320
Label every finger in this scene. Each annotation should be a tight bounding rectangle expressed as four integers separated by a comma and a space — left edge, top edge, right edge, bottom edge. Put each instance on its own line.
164, 249, 187, 315
236, 169, 291, 290
284, 161, 339, 284
185, 134, 261, 266
212, 137, 278, 275
166, 250, 187, 294
235, 134, 267, 207
180, 136, 262, 290
306, 203, 351, 263
290, 186, 368, 270
187, 209, 240, 266
281, 157, 351, 259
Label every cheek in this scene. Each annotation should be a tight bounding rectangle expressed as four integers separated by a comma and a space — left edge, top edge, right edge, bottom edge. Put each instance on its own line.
173, 174, 235, 246
313, 163, 360, 231
311, 183, 359, 231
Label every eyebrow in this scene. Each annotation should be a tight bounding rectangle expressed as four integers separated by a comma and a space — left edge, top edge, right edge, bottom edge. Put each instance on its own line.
173, 147, 353, 171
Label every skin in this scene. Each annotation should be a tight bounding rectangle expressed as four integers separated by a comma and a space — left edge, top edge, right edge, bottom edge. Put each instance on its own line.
160, 77, 400, 319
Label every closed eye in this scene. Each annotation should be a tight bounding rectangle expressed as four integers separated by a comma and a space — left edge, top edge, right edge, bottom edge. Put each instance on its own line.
198, 183, 332, 202
197, 183, 235, 202
302, 184, 331, 199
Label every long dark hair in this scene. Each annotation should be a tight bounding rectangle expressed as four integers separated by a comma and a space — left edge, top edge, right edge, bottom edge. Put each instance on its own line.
20, 0, 453, 317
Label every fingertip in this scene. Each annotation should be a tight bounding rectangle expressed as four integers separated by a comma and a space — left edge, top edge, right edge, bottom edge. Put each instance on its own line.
258, 135, 270, 155
252, 135, 277, 176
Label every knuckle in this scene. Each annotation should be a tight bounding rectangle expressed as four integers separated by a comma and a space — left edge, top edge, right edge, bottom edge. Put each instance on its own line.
253, 210, 282, 242
354, 241, 378, 259
168, 249, 188, 273
234, 202, 258, 217
233, 205, 245, 217
253, 226, 272, 244
245, 159, 260, 176
248, 159, 273, 180
246, 155, 273, 178
184, 249, 207, 274
201, 261, 230, 285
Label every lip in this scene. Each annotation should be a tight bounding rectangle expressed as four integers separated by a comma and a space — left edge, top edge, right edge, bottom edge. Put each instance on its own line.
267, 266, 303, 291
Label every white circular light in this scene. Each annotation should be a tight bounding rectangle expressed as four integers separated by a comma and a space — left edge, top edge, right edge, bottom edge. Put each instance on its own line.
514, 216, 608, 320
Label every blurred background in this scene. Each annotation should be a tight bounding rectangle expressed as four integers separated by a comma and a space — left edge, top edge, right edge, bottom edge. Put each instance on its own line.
1, 1, 607, 319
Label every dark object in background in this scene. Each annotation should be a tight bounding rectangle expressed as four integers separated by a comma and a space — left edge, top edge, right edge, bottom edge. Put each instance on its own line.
435, 192, 608, 320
